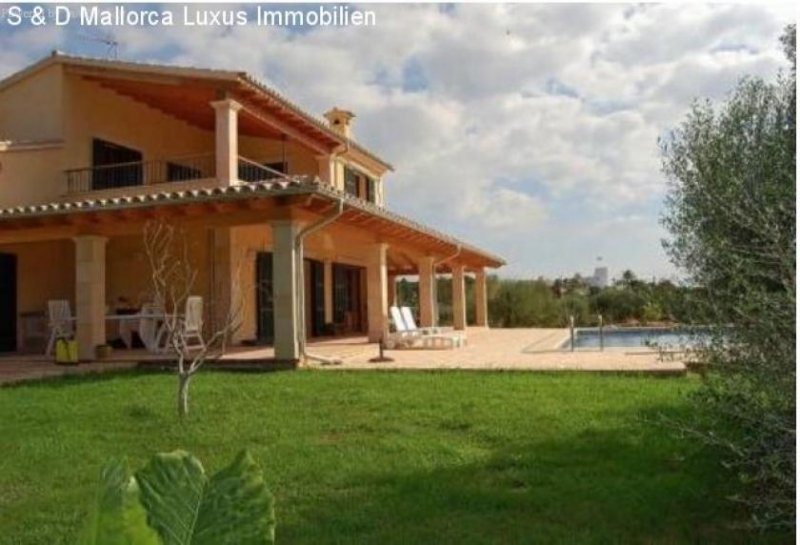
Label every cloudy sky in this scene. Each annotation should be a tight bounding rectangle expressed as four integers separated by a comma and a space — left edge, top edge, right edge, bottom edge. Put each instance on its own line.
0, 3, 794, 280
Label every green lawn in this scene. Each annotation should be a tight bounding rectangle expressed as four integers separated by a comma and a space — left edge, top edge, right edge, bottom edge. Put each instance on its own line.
0, 370, 785, 544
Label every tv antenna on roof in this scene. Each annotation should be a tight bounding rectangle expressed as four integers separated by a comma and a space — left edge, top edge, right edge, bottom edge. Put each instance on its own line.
76, 31, 120, 59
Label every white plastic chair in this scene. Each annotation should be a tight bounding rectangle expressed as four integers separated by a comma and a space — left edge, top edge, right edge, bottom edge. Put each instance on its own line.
181, 296, 205, 351
45, 300, 74, 356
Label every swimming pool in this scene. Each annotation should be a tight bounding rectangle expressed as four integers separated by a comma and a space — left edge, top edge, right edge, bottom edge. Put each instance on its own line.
564, 327, 709, 349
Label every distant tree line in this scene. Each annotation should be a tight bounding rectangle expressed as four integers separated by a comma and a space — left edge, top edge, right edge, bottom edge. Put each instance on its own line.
395, 270, 704, 328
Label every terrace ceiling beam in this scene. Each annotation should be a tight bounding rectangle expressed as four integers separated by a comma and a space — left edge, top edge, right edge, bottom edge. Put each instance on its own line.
238, 100, 333, 155
75, 69, 238, 92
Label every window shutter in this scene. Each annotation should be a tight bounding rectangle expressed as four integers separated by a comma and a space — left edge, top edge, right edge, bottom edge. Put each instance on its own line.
366, 178, 376, 203
344, 168, 358, 196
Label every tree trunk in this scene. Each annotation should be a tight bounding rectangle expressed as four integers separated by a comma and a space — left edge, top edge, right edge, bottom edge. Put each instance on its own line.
177, 373, 191, 418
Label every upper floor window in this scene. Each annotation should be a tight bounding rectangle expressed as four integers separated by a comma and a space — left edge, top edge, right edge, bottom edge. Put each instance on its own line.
92, 138, 142, 190
344, 167, 359, 197
366, 178, 376, 203
344, 166, 378, 204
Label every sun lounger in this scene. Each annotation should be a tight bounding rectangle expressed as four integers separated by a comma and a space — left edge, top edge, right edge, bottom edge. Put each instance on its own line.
386, 306, 464, 349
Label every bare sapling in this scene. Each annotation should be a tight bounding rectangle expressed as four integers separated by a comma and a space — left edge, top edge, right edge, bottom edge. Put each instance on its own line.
143, 220, 244, 418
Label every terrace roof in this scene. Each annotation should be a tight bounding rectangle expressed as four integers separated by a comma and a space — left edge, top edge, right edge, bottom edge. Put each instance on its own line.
0, 177, 505, 270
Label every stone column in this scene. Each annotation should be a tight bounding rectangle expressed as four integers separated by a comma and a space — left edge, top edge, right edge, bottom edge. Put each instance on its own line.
475, 268, 488, 327
211, 227, 241, 342
418, 256, 436, 327
74, 235, 107, 361
323, 259, 334, 325
366, 243, 389, 343
452, 264, 467, 330
211, 98, 242, 186
271, 220, 300, 361
387, 273, 397, 308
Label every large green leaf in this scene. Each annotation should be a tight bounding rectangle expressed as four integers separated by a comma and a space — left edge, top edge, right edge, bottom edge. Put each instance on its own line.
135, 450, 275, 545
77, 460, 160, 545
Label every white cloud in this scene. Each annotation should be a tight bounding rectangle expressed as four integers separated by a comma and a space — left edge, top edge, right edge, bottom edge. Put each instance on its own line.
0, 3, 792, 278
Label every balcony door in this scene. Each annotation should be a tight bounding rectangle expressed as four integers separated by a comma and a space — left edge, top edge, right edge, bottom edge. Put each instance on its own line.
333, 263, 366, 335
307, 259, 325, 337
92, 138, 143, 190
255, 252, 274, 345
0, 253, 17, 352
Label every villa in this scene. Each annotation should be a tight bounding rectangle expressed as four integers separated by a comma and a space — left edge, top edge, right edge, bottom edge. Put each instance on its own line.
0, 52, 504, 362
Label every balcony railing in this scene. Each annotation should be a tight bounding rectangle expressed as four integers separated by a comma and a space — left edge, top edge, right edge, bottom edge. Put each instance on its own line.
65, 153, 216, 194
237, 156, 292, 183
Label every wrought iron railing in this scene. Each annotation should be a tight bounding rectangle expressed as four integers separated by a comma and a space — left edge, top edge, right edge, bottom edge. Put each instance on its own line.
65, 153, 216, 194
237, 156, 292, 183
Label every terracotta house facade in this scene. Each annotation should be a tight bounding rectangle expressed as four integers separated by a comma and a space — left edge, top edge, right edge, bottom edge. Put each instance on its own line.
0, 53, 504, 362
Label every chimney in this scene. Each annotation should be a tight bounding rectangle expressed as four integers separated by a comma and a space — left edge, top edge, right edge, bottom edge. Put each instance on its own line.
323, 107, 355, 139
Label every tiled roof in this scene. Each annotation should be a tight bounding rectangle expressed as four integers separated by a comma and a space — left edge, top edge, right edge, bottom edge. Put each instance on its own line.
0, 52, 393, 171
0, 178, 315, 218
0, 178, 505, 267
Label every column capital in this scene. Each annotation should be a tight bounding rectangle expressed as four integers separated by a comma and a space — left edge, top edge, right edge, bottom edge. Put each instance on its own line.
210, 98, 243, 113
270, 218, 302, 229
72, 235, 108, 244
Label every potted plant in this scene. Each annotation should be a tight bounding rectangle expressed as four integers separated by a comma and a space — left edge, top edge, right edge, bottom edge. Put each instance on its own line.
95, 344, 112, 360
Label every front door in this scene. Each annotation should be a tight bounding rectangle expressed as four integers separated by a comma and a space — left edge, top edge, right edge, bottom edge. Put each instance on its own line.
308, 259, 325, 337
333, 263, 366, 335
255, 252, 274, 345
0, 253, 17, 352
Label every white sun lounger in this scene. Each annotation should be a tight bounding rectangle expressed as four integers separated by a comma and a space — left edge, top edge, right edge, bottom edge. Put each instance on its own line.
401, 306, 466, 346
386, 306, 464, 350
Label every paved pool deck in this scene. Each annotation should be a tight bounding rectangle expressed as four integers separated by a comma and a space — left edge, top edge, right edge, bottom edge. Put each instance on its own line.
305, 328, 687, 374
0, 328, 686, 385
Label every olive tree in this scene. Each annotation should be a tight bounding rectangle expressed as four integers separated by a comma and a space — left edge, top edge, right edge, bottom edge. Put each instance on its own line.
143, 220, 244, 419
660, 26, 795, 529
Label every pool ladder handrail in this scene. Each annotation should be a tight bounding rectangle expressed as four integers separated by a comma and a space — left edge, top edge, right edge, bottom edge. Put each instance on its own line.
598, 314, 604, 351
569, 316, 575, 352
569, 315, 605, 352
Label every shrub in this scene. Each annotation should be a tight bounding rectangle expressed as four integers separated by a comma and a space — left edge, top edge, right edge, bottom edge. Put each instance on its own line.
660, 25, 796, 529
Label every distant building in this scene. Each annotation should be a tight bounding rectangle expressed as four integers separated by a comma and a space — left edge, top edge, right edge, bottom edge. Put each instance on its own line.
590, 267, 609, 288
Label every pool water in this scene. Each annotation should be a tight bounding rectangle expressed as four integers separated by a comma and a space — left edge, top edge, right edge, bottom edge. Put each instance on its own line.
566, 327, 707, 349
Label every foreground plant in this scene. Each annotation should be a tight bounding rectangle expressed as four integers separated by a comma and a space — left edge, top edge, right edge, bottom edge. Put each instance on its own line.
79, 450, 275, 544
660, 25, 795, 529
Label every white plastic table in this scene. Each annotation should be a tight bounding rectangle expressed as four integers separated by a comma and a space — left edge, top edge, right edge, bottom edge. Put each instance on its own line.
105, 313, 168, 351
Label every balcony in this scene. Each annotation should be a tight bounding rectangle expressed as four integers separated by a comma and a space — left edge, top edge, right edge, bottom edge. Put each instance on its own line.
64, 154, 291, 195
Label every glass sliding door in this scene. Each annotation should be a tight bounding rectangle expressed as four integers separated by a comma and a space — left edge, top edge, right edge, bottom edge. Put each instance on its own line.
255, 252, 274, 345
